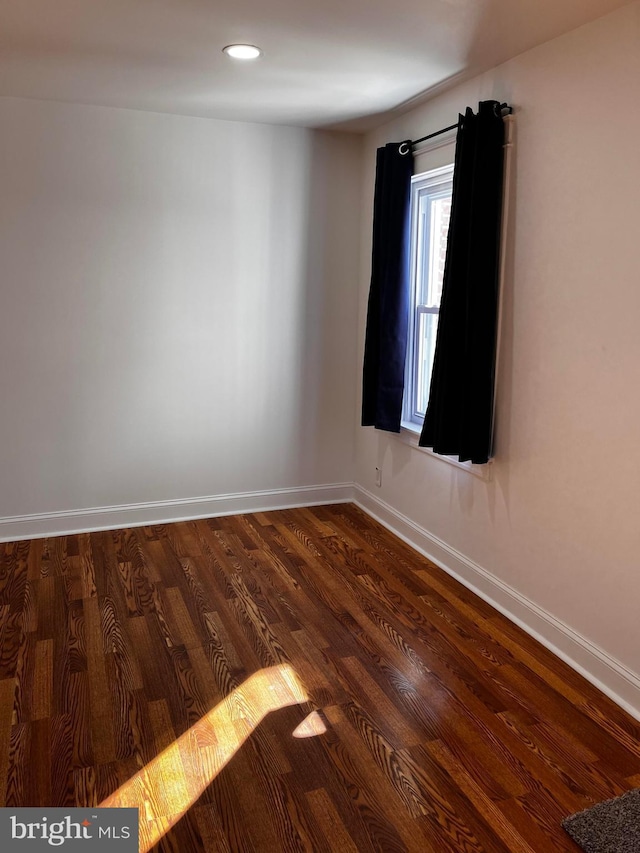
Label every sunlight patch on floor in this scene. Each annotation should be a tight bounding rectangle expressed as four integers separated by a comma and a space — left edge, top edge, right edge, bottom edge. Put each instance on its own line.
99, 664, 316, 852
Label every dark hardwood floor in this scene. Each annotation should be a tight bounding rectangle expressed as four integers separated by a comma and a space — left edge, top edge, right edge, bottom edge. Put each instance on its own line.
1, 503, 639, 851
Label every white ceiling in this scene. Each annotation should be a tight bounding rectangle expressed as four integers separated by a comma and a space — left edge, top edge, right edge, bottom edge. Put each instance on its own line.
0, 0, 632, 129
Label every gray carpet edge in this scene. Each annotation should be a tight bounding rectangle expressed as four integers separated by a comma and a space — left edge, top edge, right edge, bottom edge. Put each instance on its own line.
562, 788, 640, 853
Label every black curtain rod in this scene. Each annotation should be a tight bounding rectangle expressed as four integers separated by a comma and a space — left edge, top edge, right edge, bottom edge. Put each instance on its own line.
399, 102, 512, 154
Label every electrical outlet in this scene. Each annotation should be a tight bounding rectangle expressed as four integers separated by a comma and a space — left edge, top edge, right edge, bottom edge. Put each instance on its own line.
375, 467, 382, 487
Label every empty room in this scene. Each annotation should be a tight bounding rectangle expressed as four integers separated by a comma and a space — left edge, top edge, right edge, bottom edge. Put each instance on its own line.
2, 1, 640, 850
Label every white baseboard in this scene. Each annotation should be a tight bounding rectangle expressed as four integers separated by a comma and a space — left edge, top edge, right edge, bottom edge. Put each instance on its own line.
354, 484, 640, 723
0, 483, 355, 543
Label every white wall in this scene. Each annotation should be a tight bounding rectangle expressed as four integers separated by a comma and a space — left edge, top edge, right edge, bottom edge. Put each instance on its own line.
355, 2, 640, 704
0, 98, 361, 522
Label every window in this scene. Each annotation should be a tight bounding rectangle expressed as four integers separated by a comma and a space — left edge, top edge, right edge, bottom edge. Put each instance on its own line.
402, 164, 453, 430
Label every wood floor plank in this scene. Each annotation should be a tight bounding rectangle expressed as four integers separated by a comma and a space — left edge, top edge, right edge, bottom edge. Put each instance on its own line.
12, 628, 35, 725
67, 670, 93, 767
31, 638, 53, 720
84, 595, 117, 764
305, 787, 360, 853
0, 677, 15, 806
51, 713, 75, 806
425, 738, 537, 853
321, 702, 437, 851
1, 504, 638, 851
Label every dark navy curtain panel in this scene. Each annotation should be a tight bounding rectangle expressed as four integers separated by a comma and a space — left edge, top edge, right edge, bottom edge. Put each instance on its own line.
419, 100, 506, 464
361, 143, 413, 432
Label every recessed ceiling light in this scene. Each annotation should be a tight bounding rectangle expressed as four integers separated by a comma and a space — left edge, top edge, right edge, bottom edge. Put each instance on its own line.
223, 44, 262, 61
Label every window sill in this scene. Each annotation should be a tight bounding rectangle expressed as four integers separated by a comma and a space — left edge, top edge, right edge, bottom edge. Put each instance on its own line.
398, 423, 493, 481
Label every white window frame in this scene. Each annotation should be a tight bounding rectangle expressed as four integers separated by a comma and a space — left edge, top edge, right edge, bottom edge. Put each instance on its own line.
402, 163, 454, 431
